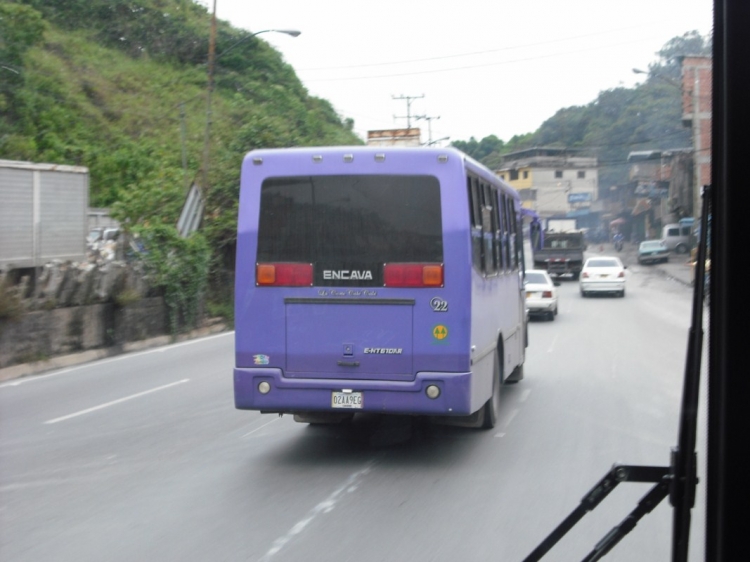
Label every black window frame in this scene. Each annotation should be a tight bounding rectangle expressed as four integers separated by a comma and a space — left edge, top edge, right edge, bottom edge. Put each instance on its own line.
256, 174, 444, 287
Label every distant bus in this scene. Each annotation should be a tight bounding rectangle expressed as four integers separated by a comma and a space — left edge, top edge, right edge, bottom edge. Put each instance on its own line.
233, 146, 527, 429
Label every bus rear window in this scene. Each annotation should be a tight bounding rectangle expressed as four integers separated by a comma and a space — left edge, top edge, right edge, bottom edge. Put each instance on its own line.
257, 175, 443, 286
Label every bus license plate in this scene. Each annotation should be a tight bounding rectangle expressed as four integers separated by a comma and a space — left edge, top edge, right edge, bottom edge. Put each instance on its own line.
331, 392, 363, 409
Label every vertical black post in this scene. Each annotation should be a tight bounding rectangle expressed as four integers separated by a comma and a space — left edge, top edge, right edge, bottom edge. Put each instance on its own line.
707, 2, 750, 560
670, 186, 709, 561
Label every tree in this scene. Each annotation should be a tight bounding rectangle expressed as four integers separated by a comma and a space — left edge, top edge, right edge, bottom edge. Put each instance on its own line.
451, 31, 709, 189
0, 2, 46, 121
648, 30, 712, 84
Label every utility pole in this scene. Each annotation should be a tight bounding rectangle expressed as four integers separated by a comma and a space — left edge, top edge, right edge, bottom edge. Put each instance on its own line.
201, 0, 218, 193
179, 103, 189, 190
392, 94, 424, 129
414, 114, 440, 145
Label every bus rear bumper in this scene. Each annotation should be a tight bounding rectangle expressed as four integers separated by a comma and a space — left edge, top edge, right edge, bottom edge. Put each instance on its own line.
234, 368, 474, 416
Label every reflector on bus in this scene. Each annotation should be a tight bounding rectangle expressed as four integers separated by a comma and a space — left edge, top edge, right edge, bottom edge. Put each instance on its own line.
383, 263, 444, 288
256, 263, 313, 286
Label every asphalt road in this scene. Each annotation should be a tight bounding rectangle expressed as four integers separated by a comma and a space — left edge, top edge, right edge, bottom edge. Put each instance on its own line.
0, 259, 707, 562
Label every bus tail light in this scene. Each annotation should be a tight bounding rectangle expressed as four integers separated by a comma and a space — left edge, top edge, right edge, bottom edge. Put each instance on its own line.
256, 263, 313, 286
383, 263, 444, 287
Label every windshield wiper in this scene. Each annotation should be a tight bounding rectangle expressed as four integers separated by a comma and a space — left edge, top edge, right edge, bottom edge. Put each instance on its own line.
524, 185, 711, 562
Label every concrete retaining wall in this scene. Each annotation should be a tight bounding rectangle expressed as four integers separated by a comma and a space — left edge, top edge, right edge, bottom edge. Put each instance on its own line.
0, 297, 167, 368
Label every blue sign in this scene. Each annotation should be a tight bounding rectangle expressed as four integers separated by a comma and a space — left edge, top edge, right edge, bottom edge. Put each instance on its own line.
568, 192, 592, 203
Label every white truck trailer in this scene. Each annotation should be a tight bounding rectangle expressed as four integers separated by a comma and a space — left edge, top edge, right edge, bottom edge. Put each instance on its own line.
0, 160, 89, 272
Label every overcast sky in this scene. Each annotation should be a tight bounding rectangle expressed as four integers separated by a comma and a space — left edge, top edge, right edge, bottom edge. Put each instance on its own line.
201, 0, 713, 145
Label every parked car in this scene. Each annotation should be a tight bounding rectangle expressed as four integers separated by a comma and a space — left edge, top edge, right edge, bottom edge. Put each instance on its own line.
524, 269, 560, 320
580, 256, 626, 297
661, 222, 692, 254
87, 227, 120, 249
637, 240, 669, 264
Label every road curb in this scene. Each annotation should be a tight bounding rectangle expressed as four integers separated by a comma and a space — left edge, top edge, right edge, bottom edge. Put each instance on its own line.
0, 322, 229, 383
656, 266, 694, 288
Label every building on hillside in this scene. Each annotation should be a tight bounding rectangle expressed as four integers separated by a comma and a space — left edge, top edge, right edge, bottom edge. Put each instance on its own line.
680, 55, 712, 220
494, 147, 599, 228
601, 150, 693, 243
626, 149, 693, 241
366, 128, 422, 147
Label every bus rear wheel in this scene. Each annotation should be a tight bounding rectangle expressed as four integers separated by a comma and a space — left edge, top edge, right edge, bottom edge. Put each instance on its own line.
481, 349, 502, 429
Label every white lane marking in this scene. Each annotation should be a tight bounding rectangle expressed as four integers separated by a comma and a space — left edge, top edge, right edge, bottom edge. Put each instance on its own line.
1, 332, 233, 388
44, 379, 189, 424
547, 334, 558, 353
260, 463, 375, 561
241, 416, 280, 438
501, 408, 520, 430
494, 432, 506, 438
519, 389, 532, 403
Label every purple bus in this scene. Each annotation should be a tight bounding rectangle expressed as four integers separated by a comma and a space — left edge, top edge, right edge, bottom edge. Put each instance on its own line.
234, 146, 527, 429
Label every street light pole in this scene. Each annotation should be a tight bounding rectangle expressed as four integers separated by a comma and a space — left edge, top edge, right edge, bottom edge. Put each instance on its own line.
632, 67, 681, 88
200, 0, 218, 192
200, 14, 300, 192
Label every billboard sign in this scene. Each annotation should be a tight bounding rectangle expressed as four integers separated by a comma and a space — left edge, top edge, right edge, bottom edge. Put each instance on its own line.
568, 192, 592, 203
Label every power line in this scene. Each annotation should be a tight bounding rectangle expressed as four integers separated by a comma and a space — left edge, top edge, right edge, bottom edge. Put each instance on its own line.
297, 20, 682, 72
300, 35, 673, 82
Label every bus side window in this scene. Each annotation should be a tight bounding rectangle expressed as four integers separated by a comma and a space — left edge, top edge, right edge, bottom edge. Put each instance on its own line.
505, 194, 515, 271
481, 182, 497, 275
509, 202, 519, 270
468, 176, 483, 273
497, 194, 505, 272
515, 207, 525, 270
491, 186, 502, 274
501, 194, 511, 272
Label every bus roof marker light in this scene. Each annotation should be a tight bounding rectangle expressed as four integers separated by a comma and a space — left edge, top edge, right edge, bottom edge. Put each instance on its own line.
438, 155, 448, 163
313, 155, 323, 163
343, 154, 354, 163
252, 157, 263, 165
375, 153, 386, 162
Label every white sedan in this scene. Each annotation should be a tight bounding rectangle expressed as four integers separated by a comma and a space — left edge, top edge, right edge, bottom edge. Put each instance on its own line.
580, 257, 627, 297
524, 269, 560, 320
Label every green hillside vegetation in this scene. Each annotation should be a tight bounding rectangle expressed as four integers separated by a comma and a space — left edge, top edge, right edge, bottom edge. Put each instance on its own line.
1, 0, 360, 328
453, 31, 711, 193
1, 3, 710, 330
